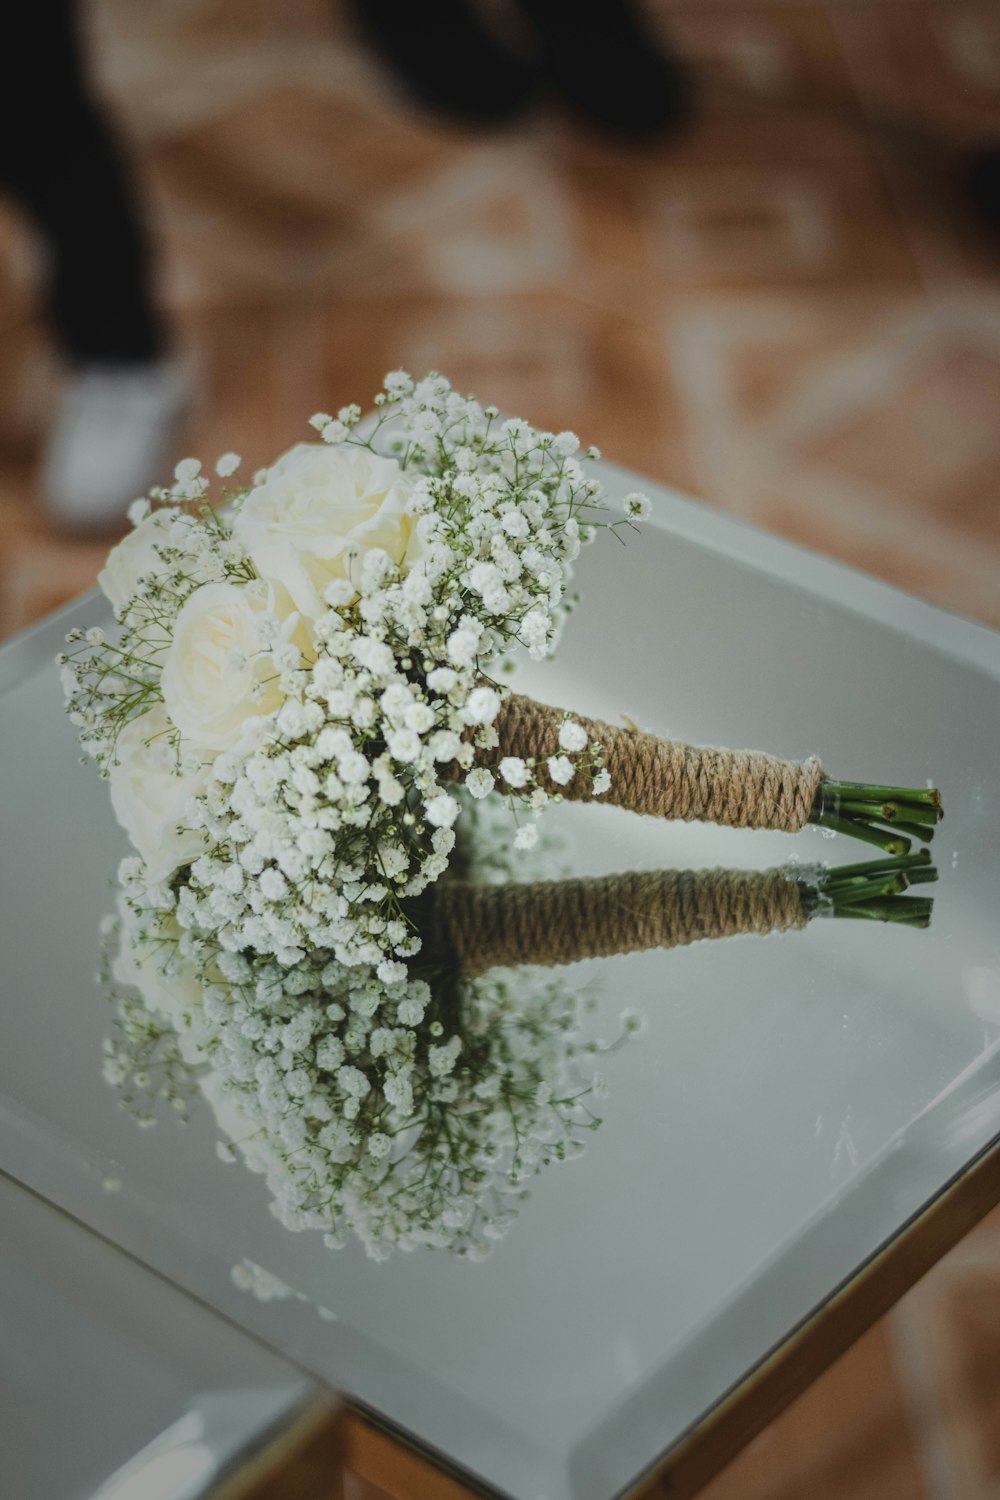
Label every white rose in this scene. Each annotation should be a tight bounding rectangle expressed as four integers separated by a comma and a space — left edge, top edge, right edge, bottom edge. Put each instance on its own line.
109, 702, 210, 881
159, 581, 294, 749
98, 508, 181, 615
232, 443, 416, 617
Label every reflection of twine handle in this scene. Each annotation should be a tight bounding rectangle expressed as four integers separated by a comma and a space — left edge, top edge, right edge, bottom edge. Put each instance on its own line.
481, 694, 824, 833
434, 867, 807, 977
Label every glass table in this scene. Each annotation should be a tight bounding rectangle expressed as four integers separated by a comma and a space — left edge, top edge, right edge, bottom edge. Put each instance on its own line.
2, 467, 1000, 1500
0, 1172, 337, 1500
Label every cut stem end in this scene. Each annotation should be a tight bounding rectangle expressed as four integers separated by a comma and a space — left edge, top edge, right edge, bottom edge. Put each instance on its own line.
810, 778, 943, 853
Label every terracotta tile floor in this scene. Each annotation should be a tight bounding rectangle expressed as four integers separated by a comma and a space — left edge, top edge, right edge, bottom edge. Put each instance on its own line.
2, 0, 1000, 1495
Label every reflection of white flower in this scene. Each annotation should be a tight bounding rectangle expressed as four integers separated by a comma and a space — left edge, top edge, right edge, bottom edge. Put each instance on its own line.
111, 902, 207, 1064
98, 509, 181, 615
159, 582, 295, 750
233, 444, 415, 617
109, 703, 209, 881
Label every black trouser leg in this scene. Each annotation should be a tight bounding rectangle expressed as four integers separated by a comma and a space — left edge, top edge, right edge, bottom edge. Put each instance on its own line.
0, 0, 166, 364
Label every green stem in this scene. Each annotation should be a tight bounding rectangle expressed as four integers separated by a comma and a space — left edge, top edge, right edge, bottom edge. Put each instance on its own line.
831, 903, 932, 927
891, 820, 935, 843
834, 798, 940, 828
824, 873, 908, 903
820, 779, 941, 810
813, 810, 911, 856
800, 853, 937, 926
822, 849, 932, 881
834, 798, 898, 821
810, 775, 944, 852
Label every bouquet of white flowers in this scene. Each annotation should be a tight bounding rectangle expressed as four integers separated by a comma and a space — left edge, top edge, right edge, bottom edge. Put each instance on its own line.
64, 372, 629, 977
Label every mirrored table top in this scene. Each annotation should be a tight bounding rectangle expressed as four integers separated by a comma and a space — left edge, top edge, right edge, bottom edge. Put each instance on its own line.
2, 469, 1000, 1500
0, 1174, 315, 1500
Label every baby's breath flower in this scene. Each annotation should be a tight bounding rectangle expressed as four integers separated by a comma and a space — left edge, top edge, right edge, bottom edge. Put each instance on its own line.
499, 756, 529, 789
557, 720, 589, 753
624, 491, 652, 520
547, 755, 575, 786
465, 767, 495, 800
425, 793, 459, 829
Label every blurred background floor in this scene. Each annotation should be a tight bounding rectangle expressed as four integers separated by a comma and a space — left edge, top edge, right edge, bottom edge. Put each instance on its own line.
1, 1, 999, 1496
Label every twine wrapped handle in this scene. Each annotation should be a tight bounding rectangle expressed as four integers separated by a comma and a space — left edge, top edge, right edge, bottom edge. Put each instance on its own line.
433, 867, 807, 977
475, 693, 825, 833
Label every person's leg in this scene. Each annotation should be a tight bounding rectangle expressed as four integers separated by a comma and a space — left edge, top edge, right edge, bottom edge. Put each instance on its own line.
347, 0, 537, 127
0, 0, 187, 529
515, 0, 691, 142
0, 0, 165, 364
965, 145, 1000, 236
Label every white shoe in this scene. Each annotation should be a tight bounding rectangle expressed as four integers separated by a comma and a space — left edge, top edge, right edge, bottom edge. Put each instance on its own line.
43, 361, 190, 532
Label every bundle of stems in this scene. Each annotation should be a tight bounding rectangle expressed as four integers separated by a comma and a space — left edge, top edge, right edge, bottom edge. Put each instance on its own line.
477, 694, 943, 853
427, 852, 936, 978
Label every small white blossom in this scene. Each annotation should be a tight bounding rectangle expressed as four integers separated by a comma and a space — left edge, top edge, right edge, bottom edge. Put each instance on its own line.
624, 491, 652, 520
324, 578, 357, 608
384, 369, 413, 396
499, 756, 529, 789
463, 686, 500, 726
446, 627, 478, 668
425, 793, 459, 829
547, 755, 575, 786
557, 720, 589, 752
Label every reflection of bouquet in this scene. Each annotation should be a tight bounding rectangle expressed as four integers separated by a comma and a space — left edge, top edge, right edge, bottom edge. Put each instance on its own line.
103, 807, 613, 1260
103, 842, 937, 1260
105, 892, 604, 1261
